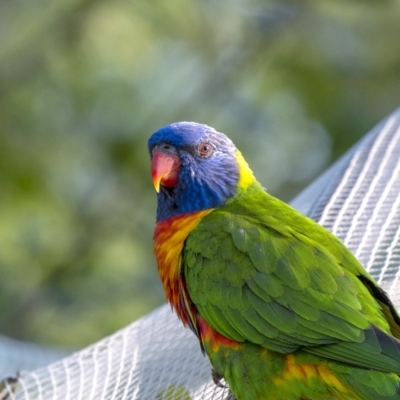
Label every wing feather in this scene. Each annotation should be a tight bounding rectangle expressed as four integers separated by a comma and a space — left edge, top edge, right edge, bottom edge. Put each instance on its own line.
184, 207, 400, 373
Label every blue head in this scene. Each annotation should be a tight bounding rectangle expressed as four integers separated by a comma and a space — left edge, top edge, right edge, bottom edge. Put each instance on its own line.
148, 122, 243, 221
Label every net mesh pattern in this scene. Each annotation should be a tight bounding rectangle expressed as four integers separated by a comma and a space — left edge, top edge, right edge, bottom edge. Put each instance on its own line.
0, 337, 69, 381
2, 108, 400, 399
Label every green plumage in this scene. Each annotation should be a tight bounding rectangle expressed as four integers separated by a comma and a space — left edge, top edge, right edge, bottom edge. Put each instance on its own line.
183, 181, 400, 399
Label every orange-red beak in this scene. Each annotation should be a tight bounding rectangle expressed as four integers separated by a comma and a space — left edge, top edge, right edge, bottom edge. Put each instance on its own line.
151, 150, 181, 192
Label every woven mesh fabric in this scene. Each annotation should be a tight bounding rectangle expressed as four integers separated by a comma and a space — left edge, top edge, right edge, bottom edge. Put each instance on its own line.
0, 336, 69, 380
2, 108, 400, 399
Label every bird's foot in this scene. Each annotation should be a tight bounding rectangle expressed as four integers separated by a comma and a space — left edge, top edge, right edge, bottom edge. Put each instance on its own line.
211, 368, 227, 388
211, 369, 237, 399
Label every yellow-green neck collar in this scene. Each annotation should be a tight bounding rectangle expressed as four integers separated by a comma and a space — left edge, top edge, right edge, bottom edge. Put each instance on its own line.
236, 150, 256, 190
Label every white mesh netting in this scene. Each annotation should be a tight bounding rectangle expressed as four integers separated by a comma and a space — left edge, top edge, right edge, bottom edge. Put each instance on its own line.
2, 108, 400, 399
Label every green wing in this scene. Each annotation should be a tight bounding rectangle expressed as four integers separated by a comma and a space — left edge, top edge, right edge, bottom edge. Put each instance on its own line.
183, 195, 400, 373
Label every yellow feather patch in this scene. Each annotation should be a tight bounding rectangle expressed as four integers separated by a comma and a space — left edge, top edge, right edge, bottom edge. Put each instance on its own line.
273, 355, 361, 399
236, 150, 256, 190
317, 365, 348, 392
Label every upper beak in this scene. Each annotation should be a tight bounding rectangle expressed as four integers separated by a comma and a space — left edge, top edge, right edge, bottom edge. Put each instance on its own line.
151, 150, 181, 192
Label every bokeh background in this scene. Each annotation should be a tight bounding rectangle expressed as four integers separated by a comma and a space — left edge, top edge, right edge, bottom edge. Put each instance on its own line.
1, 0, 400, 348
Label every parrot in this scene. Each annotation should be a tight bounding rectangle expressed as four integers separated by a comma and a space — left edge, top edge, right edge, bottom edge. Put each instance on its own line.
148, 122, 400, 400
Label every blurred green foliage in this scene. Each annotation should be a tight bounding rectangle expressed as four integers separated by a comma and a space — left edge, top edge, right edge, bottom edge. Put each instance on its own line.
1, 0, 400, 347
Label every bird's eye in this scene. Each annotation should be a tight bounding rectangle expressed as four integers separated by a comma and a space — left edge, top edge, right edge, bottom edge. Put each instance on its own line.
199, 142, 212, 157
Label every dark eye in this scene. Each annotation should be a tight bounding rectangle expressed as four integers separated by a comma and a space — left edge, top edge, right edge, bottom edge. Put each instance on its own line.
199, 142, 212, 157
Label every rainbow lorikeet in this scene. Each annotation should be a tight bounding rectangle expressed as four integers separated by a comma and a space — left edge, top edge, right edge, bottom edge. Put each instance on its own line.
148, 122, 400, 400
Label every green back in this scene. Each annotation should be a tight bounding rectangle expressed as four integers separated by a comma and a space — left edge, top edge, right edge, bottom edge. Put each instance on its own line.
183, 182, 400, 373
